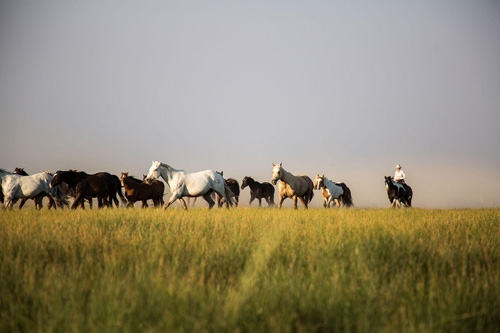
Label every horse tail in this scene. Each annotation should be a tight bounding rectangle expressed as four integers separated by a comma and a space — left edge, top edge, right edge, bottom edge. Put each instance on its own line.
224, 183, 236, 207
269, 185, 276, 205
305, 177, 314, 204
117, 186, 127, 206
339, 183, 354, 207
55, 185, 70, 208
406, 185, 413, 207
112, 175, 127, 206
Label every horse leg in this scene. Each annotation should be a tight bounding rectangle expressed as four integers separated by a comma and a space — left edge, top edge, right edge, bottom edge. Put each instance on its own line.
47, 195, 57, 210
202, 192, 216, 209
164, 192, 182, 210
126, 199, 134, 208
72, 195, 84, 209
267, 195, 275, 207
292, 195, 299, 210
334, 198, 340, 208
18, 198, 28, 209
298, 196, 308, 209
178, 197, 188, 210
110, 194, 119, 208
278, 195, 286, 209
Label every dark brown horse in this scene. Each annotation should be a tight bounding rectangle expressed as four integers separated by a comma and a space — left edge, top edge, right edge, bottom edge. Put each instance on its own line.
241, 176, 275, 207
120, 172, 164, 208
215, 171, 239, 207
51, 170, 126, 209
142, 175, 165, 207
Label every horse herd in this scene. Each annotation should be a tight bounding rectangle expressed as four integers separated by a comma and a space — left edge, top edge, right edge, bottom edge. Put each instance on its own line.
0, 161, 413, 210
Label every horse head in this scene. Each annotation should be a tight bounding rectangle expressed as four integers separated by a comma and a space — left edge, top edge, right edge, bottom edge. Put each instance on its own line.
271, 163, 283, 185
120, 172, 129, 186
50, 171, 63, 188
313, 174, 325, 190
14, 167, 28, 176
145, 161, 162, 183
241, 176, 250, 189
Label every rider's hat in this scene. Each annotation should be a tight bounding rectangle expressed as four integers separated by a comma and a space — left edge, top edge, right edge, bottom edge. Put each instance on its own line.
395, 164, 402, 169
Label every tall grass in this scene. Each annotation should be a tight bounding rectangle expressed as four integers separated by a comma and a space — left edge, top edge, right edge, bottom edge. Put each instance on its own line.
1, 208, 499, 332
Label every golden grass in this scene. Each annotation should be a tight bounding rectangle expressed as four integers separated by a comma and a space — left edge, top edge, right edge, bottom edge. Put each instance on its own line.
1, 208, 499, 332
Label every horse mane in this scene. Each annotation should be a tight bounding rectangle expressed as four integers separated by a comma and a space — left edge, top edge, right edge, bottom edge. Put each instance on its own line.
128, 175, 143, 183
160, 163, 184, 172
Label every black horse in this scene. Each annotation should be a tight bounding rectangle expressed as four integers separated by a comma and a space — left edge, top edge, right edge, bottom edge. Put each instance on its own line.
241, 176, 275, 207
51, 170, 126, 209
384, 176, 412, 208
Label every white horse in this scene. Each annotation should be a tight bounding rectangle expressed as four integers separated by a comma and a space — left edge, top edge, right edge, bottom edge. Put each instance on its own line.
313, 174, 354, 208
1, 171, 60, 209
145, 161, 235, 210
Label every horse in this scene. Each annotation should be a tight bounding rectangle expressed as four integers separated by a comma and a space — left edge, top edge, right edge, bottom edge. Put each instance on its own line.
271, 163, 314, 209
12, 168, 68, 209
241, 176, 275, 207
141, 174, 166, 207
313, 174, 353, 208
1, 171, 62, 209
215, 171, 239, 207
145, 161, 235, 210
384, 176, 413, 208
50, 170, 126, 209
121, 172, 164, 208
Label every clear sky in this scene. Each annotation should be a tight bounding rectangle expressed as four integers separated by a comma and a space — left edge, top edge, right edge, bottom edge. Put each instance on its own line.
1, 0, 499, 208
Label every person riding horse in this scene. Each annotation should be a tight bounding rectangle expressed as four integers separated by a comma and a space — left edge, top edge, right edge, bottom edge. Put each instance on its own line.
394, 164, 406, 184
394, 164, 410, 193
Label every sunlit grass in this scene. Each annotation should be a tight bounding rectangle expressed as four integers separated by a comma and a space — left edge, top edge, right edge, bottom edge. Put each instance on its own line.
1, 208, 499, 332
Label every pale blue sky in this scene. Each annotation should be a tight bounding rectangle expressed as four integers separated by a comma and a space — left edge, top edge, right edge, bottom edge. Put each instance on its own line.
1, 0, 499, 208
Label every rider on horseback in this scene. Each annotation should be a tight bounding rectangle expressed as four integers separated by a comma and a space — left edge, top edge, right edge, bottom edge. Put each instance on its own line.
394, 164, 411, 195
394, 164, 406, 184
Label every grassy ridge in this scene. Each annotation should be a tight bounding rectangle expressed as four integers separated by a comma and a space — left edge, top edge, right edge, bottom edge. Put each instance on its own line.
1, 208, 499, 332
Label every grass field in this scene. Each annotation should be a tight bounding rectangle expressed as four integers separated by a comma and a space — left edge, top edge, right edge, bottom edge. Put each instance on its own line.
1, 208, 499, 332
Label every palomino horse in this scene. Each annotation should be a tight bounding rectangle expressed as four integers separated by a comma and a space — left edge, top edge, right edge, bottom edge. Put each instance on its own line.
384, 176, 412, 208
120, 172, 164, 208
241, 176, 275, 207
1, 171, 62, 209
50, 170, 126, 209
145, 161, 234, 210
313, 174, 353, 208
271, 163, 314, 209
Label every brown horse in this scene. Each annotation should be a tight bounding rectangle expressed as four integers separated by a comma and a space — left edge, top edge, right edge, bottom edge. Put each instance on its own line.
215, 171, 239, 207
241, 176, 275, 207
51, 170, 126, 209
271, 163, 314, 209
121, 172, 164, 208
142, 175, 165, 207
